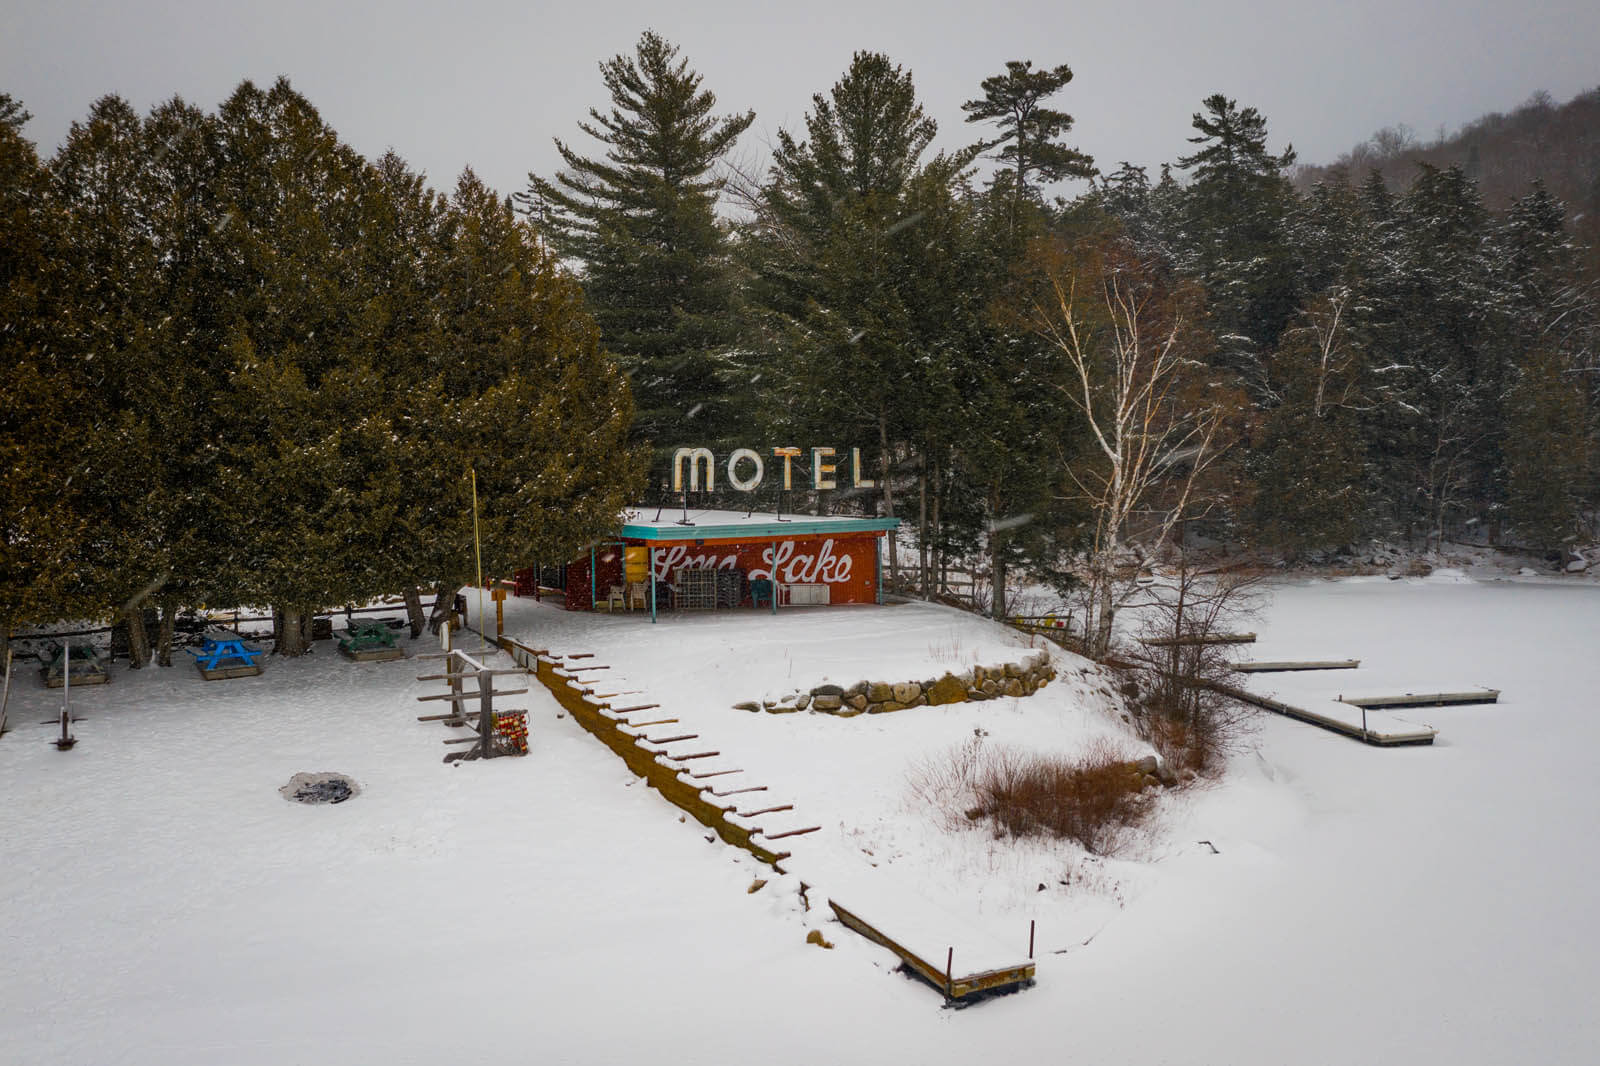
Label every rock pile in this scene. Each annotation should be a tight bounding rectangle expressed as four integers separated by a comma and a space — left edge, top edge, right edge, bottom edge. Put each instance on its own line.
734, 651, 1056, 717
1123, 754, 1183, 790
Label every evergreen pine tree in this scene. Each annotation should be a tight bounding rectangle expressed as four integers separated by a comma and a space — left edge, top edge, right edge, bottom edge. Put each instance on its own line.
207, 78, 389, 652
518, 32, 752, 483
961, 59, 1094, 228
0, 97, 97, 665
406, 170, 646, 622
746, 51, 974, 570
1175, 95, 1299, 395
1076, 162, 1182, 273
1, 92, 30, 131
1503, 344, 1586, 555
1496, 182, 1595, 550
1359, 164, 1500, 545
49, 94, 177, 665
958, 59, 1095, 614
1252, 292, 1367, 555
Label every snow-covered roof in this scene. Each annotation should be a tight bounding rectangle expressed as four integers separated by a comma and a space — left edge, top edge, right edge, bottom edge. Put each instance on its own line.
620, 507, 898, 542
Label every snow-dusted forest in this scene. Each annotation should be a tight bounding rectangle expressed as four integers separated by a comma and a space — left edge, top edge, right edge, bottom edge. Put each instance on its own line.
4, 40, 1596, 657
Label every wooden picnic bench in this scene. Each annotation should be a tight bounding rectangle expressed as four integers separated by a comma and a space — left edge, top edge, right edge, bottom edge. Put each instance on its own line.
40, 641, 110, 689
188, 634, 264, 680
338, 619, 405, 661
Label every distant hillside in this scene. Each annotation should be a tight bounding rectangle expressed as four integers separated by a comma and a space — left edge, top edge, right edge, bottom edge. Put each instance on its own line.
1295, 87, 1600, 261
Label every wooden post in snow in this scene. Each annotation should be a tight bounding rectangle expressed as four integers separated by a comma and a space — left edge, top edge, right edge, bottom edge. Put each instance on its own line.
56, 640, 76, 750
0, 647, 13, 738
478, 656, 494, 757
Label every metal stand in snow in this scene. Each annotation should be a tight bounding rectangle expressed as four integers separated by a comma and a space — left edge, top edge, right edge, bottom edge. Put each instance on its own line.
47, 639, 81, 750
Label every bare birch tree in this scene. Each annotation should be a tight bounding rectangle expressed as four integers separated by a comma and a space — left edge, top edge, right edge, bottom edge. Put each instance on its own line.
1123, 554, 1264, 770
1024, 240, 1228, 659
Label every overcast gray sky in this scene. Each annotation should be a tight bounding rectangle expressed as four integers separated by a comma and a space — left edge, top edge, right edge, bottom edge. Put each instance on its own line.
6, 0, 1598, 200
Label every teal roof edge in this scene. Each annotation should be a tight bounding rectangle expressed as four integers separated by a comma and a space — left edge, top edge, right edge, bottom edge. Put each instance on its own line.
620, 516, 900, 541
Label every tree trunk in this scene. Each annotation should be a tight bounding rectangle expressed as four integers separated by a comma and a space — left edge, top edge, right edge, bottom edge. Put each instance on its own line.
1168, 574, 1186, 692
427, 583, 459, 635
1093, 568, 1115, 660
402, 586, 425, 639
991, 541, 1007, 621
989, 485, 1007, 620
156, 597, 178, 667
932, 462, 944, 595
275, 605, 310, 657
918, 469, 929, 598
1091, 526, 1120, 660
123, 604, 152, 668
0, 627, 10, 676
878, 415, 897, 585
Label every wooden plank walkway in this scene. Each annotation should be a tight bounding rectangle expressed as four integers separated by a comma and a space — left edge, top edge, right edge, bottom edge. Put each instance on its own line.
1142, 632, 1257, 647
1216, 681, 1437, 746
1338, 688, 1499, 709
1236, 659, 1360, 673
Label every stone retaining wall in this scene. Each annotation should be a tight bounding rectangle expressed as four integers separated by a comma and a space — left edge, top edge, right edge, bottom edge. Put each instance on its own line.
734, 650, 1056, 717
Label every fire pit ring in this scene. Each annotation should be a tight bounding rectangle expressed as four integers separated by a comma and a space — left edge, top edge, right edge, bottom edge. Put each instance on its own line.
280, 772, 360, 805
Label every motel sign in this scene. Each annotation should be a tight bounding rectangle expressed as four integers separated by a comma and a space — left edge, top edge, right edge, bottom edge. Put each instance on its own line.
671, 446, 877, 493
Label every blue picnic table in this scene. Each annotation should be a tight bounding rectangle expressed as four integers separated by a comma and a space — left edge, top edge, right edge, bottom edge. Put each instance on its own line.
189, 636, 263, 671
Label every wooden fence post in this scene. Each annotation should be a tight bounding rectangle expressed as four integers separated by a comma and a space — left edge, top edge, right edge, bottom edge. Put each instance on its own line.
478, 657, 494, 757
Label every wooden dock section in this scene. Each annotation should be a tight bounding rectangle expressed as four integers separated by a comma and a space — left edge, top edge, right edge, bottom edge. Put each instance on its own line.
828, 900, 1035, 1001
1236, 659, 1360, 673
1142, 632, 1256, 647
1216, 681, 1437, 746
1339, 688, 1499, 709
807, 857, 1036, 1001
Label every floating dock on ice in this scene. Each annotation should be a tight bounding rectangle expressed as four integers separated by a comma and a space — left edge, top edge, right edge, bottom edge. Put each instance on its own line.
1218, 681, 1439, 746
1337, 688, 1500, 709
1235, 659, 1360, 673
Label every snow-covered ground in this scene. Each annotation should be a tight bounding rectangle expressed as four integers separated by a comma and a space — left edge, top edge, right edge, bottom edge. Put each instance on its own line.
2, 575, 1596, 1064
489, 595, 1147, 964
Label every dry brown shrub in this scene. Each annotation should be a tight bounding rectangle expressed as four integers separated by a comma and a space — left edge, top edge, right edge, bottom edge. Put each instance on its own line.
1138, 709, 1213, 776
909, 736, 1155, 855
906, 735, 988, 831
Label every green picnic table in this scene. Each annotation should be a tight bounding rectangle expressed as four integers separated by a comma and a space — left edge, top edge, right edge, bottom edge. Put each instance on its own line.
338, 619, 405, 661
40, 641, 110, 687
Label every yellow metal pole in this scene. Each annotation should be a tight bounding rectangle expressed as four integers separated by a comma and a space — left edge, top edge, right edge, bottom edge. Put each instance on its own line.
472, 467, 486, 653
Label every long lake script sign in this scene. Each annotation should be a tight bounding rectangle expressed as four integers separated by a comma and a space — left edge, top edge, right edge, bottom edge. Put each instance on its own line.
672, 447, 876, 493
651, 537, 857, 585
